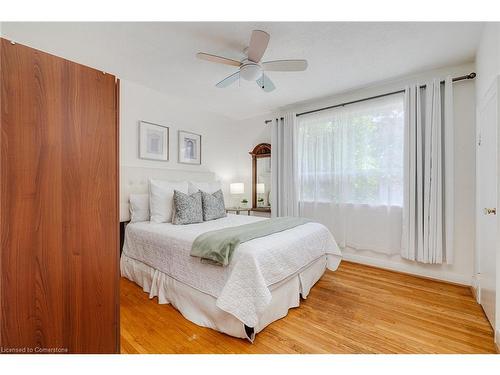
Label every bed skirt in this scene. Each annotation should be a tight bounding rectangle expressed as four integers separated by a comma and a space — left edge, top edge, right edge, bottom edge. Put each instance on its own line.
121, 254, 341, 341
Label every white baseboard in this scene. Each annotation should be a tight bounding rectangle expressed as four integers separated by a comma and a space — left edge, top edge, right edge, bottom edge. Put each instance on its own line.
471, 274, 480, 303
342, 252, 472, 286
496, 330, 500, 354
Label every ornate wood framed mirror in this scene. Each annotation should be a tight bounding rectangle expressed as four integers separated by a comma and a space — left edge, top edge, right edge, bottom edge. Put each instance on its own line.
249, 143, 271, 213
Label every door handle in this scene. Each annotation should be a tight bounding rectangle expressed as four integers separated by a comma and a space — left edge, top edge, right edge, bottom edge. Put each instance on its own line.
484, 208, 497, 215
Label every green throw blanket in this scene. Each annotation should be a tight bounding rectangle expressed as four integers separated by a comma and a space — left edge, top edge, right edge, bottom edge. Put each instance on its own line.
190, 217, 311, 266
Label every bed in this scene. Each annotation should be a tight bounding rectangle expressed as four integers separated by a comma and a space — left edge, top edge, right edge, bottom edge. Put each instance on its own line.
121, 213, 342, 340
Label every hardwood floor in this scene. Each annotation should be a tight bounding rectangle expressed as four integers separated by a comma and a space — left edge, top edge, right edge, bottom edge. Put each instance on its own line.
120, 261, 496, 354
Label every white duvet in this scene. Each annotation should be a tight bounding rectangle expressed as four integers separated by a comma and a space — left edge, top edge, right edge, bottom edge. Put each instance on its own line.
122, 214, 342, 327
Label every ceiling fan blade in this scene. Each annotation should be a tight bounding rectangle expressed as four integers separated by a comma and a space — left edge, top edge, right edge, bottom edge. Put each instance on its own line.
256, 74, 275, 93
216, 71, 240, 88
247, 30, 270, 63
197, 52, 242, 67
262, 59, 308, 72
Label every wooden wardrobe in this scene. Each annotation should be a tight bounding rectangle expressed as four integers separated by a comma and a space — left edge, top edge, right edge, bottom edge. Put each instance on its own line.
0, 38, 120, 353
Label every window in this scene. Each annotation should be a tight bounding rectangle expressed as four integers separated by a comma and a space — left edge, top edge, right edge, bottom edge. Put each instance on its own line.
297, 93, 405, 206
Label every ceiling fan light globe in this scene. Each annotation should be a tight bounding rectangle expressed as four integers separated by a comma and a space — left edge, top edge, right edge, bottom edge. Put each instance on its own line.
240, 64, 262, 81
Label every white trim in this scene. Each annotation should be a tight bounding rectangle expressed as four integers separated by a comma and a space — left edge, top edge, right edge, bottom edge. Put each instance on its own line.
497, 75, 500, 339
342, 252, 472, 286
471, 274, 481, 303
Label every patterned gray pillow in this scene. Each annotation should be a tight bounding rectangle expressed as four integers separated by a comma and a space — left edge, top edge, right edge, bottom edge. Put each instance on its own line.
172, 190, 203, 225
201, 189, 227, 221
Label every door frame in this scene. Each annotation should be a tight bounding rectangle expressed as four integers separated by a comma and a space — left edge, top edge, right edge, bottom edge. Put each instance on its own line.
496, 76, 500, 344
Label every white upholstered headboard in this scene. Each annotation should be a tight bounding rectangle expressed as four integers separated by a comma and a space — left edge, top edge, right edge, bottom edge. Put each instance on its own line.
120, 166, 216, 222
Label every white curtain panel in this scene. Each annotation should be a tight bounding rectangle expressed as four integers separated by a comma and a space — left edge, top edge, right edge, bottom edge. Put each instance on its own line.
297, 94, 405, 255
271, 112, 299, 217
401, 78, 454, 264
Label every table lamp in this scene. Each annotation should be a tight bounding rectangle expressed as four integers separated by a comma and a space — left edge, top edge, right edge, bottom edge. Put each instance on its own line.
230, 182, 244, 208
257, 183, 265, 206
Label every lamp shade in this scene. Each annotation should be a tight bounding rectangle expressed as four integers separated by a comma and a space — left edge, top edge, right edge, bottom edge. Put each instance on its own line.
257, 183, 265, 194
230, 182, 244, 195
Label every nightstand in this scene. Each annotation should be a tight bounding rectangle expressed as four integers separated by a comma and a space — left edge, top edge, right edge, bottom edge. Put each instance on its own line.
225, 207, 251, 215
250, 207, 271, 217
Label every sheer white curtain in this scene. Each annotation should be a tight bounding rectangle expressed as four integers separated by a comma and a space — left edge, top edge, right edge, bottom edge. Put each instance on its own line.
401, 78, 454, 264
297, 94, 405, 254
271, 112, 299, 217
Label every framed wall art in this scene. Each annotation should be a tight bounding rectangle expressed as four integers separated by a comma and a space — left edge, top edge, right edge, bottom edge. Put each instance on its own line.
139, 121, 169, 161
178, 130, 201, 165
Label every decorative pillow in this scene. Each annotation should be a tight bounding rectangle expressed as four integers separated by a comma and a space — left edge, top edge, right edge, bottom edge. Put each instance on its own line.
172, 190, 203, 225
188, 181, 222, 195
201, 189, 226, 221
129, 194, 150, 223
149, 180, 189, 223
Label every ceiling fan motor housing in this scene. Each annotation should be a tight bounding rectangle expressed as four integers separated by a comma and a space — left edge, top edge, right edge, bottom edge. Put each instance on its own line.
240, 62, 262, 81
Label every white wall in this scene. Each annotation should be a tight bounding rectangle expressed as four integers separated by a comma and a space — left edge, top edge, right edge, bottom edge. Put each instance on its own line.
476, 24, 500, 103
120, 79, 270, 205
280, 63, 477, 285
475, 23, 500, 342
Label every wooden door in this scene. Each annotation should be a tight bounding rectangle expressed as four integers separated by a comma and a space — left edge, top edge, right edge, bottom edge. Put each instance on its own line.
0, 38, 119, 353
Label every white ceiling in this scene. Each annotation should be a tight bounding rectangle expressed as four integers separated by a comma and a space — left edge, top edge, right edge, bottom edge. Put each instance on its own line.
1, 22, 483, 120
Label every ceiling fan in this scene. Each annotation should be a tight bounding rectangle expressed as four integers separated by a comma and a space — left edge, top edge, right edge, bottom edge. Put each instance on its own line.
196, 30, 308, 93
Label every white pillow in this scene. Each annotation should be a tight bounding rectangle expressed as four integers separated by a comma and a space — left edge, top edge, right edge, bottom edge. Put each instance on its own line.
129, 194, 150, 223
149, 180, 189, 223
188, 181, 221, 195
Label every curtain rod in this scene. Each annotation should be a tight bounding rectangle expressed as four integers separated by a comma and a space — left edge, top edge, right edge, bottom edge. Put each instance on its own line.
264, 72, 476, 123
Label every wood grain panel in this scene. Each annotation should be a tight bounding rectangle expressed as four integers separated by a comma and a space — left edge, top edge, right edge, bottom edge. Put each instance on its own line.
62, 60, 119, 353
120, 261, 496, 354
0, 38, 119, 353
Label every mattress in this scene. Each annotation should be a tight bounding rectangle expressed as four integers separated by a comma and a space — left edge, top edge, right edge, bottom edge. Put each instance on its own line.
122, 214, 342, 327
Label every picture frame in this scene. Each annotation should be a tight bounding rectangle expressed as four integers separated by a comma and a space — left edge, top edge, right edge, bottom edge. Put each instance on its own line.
178, 130, 202, 165
139, 121, 169, 161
